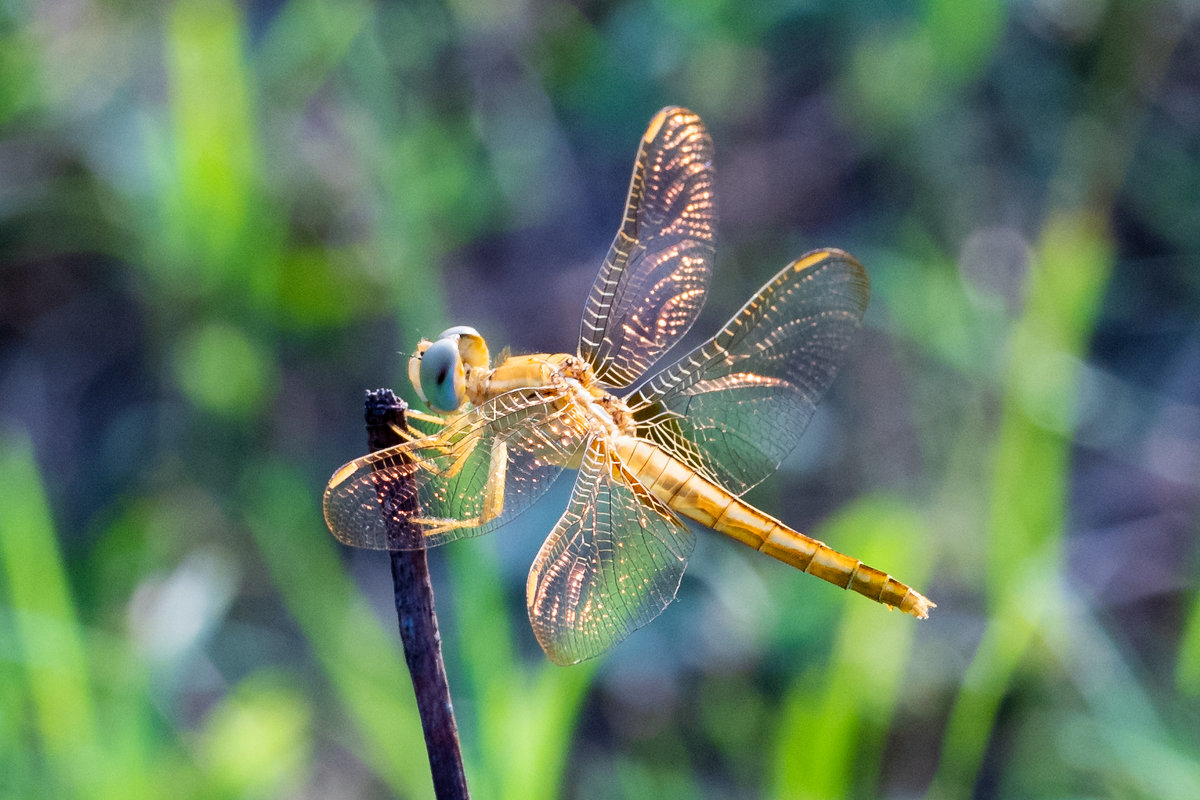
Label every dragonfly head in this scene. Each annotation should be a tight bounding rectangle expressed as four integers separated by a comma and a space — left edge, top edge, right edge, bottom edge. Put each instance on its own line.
408, 326, 491, 413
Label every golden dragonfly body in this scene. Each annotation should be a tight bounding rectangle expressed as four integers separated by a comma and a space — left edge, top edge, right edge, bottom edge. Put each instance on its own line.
324, 107, 933, 665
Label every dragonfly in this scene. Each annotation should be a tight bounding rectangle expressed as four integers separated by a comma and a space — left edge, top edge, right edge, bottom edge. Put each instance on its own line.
324, 107, 934, 665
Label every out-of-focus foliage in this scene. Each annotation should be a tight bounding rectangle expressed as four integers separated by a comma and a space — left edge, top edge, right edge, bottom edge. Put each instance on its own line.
3, 0, 1200, 798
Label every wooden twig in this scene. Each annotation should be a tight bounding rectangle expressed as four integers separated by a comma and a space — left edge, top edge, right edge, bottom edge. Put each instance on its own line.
364, 388, 470, 800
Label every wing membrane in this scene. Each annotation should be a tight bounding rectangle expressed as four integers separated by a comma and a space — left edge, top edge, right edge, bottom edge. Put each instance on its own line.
323, 388, 589, 550
579, 107, 717, 389
526, 437, 695, 665
627, 249, 869, 495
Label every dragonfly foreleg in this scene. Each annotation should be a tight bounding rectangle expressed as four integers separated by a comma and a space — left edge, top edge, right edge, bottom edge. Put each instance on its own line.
388, 421, 428, 443
394, 417, 477, 467
387, 408, 450, 442
413, 438, 509, 538
405, 408, 448, 427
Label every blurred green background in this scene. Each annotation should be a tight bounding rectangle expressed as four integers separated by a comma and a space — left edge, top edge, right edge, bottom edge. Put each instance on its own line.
3, 0, 1200, 797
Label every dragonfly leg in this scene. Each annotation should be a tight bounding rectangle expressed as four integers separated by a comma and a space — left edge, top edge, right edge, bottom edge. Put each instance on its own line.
387, 408, 450, 442
413, 439, 509, 538
405, 409, 448, 426
388, 422, 427, 443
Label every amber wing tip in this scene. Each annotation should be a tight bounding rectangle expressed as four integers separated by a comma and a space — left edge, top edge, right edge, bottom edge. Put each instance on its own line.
901, 590, 936, 619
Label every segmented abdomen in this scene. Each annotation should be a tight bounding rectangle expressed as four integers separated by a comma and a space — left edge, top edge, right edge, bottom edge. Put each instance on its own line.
612, 436, 934, 618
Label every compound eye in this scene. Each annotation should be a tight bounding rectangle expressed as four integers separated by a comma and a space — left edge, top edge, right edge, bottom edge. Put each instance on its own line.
437, 326, 489, 368
418, 337, 466, 413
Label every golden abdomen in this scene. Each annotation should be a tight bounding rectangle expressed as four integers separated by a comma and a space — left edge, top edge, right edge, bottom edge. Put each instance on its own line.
612, 436, 934, 618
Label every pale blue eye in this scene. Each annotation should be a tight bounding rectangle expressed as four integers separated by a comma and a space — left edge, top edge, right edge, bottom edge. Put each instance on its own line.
437, 325, 480, 340
419, 337, 465, 413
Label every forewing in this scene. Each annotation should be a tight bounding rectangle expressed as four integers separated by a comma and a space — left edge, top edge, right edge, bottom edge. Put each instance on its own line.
627, 249, 869, 496
579, 107, 717, 389
323, 388, 589, 550
526, 437, 695, 665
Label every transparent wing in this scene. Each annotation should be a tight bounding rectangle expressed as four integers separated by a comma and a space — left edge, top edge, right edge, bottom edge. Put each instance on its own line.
526, 436, 695, 665
578, 106, 717, 389
626, 249, 869, 496
323, 388, 589, 550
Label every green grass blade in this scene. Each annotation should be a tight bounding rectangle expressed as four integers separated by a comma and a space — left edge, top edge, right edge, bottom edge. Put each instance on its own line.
0, 430, 97, 795
162, 0, 259, 281
1177, 581, 1200, 697
448, 537, 598, 800
242, 462, 433, 798
930, 210, 1113, 795
770, 496, 933, 800
257, 0, 375, 104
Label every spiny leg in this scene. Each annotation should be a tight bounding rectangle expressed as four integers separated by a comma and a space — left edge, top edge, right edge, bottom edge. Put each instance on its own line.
388, 410, 479, 462
406, 408, 450, 426
388, 408, 450, 441
413, 438, 510, 539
